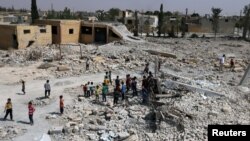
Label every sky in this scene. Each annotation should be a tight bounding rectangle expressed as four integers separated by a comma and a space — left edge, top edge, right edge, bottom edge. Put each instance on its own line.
0, 0, 249, 16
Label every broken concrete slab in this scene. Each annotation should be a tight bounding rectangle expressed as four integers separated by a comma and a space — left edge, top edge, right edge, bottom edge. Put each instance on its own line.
144, 50, 177, 58
48, 126, 63, 135
57, 65, 70, 71
239, 64, 250, 86
164, 80, 224, 97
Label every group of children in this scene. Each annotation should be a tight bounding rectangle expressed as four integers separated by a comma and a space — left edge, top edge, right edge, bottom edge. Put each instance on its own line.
81, 71, 141, 105
2, 79, 65, 125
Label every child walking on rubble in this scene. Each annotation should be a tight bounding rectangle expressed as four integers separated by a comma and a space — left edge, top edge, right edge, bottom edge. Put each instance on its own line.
59, 95, 64, 114
28, 101, 35, 125
21, 80, 25, 94
3, 98, 13, 121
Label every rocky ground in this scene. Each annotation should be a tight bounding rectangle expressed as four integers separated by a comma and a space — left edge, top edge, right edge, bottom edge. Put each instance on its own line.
0, 37, 249, 141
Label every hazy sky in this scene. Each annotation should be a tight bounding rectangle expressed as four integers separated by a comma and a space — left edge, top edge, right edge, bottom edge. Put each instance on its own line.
0, 0, 249, 16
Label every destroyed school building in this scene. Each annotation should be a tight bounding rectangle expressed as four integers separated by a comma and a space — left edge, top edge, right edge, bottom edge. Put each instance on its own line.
0, 19, 123, 50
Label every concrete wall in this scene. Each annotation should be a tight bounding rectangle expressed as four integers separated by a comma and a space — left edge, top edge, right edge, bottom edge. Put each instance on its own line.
0, 25, 16, 50
16, 25, 52, 49
0, 24, 52, 50
60, 20, 80, 44
35, 20, 61, 44
35, 20, 80, 44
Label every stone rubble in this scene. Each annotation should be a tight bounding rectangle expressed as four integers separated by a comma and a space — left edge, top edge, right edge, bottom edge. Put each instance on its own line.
0, 37, 249, 141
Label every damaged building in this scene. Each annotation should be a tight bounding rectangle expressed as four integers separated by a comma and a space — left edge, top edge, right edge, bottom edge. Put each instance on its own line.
35, 19, 123, 44
0, 24, 52, 50
0, 19, 125, 50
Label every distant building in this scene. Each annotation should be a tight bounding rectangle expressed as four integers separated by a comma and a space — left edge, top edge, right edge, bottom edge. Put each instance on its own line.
0, 12, 31, 24
187, 16, 238, 34
116, 10, 158, 32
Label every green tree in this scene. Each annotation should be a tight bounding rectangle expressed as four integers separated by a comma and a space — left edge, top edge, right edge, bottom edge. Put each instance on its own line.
158, 4, 164, 37
242, 4, 250, 39
191, 13, 200, 17
145, 11, 154, 15
211, 7, 222, 38
96, 10, 106, 21
164, 11, 172, 17
31, 0, 39, 23
107, 8, 120, 21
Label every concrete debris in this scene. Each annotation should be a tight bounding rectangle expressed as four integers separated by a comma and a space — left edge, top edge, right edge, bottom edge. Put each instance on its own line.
0, 37, 249, 141
0, 126, 26, 140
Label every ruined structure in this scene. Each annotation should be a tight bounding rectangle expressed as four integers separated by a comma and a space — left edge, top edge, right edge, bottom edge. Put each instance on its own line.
35, 19, 123, 44
35, 20, 81, 44
0, 24, 51, 49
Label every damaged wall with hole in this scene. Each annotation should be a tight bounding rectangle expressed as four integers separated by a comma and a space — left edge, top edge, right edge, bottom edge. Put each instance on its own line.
0, 24, 52, 50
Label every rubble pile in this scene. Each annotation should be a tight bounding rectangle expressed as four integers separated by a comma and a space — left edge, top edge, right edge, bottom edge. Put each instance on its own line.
0, 37, 249, 141
0, 126, 27, 140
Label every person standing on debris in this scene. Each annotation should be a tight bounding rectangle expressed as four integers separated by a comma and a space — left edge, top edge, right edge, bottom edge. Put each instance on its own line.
44, 80, 51, 98
230, 58, 235, 72
113, 87, 120, 105
142, 76, 148, 89
90, 82, 94, 96
83, 84, 87, 97
95, 85, 101, 101
21, 80, 25, 95
86, 58, 90, 71
219, 54, 226, 72
144, 62, 149, 74
59, 95, 64, 115
131, 77, 138, 97
102, 83, 109, 102
121, 81, 126, 101
3, 98, 13, 121
105, 72, 109, 79
104, 76, 109, 86
108, 71, 112, 85
86, 82, 91, 97
115, 76, 120, 88
158, 59, 162, 71
126, 74, 131, 92
28, 101, 35, 125
141, 86, 148, 104
147, 71, 155, 92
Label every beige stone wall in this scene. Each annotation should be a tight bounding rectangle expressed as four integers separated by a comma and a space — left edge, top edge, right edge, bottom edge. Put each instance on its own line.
36, 25, 52, 46
34, 20, 61, 44
35, 20, 80, 44
0, 25, 16, 50
16, 25, 52, 49
60, 21, 80, 44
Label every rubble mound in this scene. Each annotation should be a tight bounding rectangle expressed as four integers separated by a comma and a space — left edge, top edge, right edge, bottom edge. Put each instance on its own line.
0, 125, 27, 140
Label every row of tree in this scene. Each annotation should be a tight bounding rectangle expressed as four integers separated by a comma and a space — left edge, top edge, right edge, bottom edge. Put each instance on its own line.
30, 0, 250, 40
